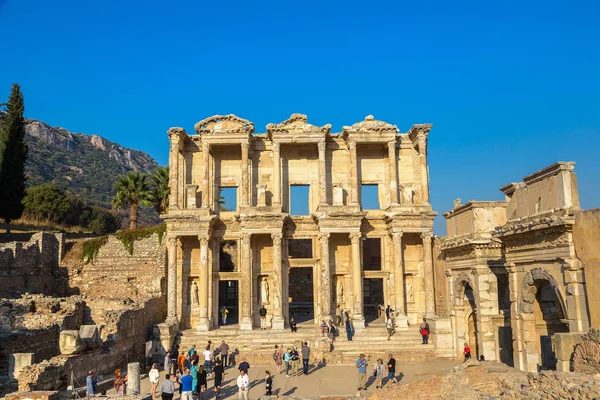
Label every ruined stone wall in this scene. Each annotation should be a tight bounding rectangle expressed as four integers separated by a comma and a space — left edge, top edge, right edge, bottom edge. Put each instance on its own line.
0, 233, 64, 297
432, 237, 449, 317
574, 208, 600, 327
17, 297, 165, 392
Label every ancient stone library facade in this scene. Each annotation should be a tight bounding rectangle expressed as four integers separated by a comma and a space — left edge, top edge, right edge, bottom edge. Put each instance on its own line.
162, 114, 436, 332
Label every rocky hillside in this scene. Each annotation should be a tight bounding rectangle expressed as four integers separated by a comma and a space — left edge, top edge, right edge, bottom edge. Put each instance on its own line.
23, 119, 159, 208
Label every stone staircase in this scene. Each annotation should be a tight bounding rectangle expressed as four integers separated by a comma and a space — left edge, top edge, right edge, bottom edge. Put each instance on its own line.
176, 321, 436, 365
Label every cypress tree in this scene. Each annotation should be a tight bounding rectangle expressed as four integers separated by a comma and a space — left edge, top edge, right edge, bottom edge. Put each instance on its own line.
0, 84, 28, 233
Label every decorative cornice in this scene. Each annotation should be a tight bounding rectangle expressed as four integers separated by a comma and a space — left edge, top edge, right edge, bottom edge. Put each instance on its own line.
266, 113, 331, 135
342, 115, 398, 134
194, 114, 255, 135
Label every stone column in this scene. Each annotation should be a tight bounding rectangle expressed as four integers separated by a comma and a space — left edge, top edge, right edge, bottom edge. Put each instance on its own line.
126, 362, 140, 395
418, 137, 430, 204
271, 233, 285, 329
272, 142, 281, 208
240, 234, 253, 330
197, 235, 210, 331
168, 136, 180, 209
201, 141, 210, 208
350, 232, 365, 327
8, 353, 34, 379
388, 141, 399, 205
167, 236, 178, 324
319, 233, 333, 321
422, 232, 435, 317
349, 141, 359, 205
392, 232, 408, 326
318, 140, 327, 206
241, 142, 249, 206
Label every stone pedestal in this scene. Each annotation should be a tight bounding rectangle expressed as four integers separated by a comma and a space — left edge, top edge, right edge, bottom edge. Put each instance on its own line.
126, 362, 140, 395
59, 330, 85, 355
555, 332, 584, 372
79, 325, 101, 349
429, 317, 454, 358
8, 353, 34, 380
394, 314, 408, 328
154, 322, 179, 358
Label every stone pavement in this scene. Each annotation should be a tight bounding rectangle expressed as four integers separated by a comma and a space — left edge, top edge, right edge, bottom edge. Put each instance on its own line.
123, 360, 460, 399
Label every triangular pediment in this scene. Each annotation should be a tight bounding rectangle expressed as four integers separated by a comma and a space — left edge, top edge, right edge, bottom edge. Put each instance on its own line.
267, 113, 331, 134
343, 115, 398, 134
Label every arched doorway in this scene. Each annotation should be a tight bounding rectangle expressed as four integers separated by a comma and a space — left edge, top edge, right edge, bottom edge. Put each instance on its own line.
464, 284, 479, 358
533, 279, 569, 370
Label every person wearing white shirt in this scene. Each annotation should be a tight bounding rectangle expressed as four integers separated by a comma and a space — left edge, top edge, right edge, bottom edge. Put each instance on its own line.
203, 346, 213, 374
149, 363, 160, 399
237, 369, 250, 400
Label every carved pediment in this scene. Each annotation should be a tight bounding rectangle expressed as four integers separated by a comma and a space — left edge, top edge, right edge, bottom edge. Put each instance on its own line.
267, 113, 331, 134
343, 115, 398, 134
194, 114, 255, 135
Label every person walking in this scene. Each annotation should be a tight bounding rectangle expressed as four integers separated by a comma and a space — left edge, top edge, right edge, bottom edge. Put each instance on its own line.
220, 306, 229, 325
159, 374, 175, 400
386, 353, 399, 386
289, 317, 297, 333
171, 345, 180, 374
189, 344, 197, 357
265, 370, 273, 396
237, 369, 250, 400
238, 357, 250, 375
355, 354, 368, 391
203, 345, 213, 374
386, 317, 395, 340
212, 360, 225, 400
86, 370, 97, 399
259, 304, 268, 330
149, 364, 160, 398
385, 305, 394, 320
197, 365, 208, 399
373, 359, 385, 389
420, 318, 430, 344
179, 369, 193, 400
284, 348, 292, 377
345, 315, 354, 341
328, 320, 337, 344
273, 345, 283, 374
219, 340, 230, 368
463, 343, 472, 362
190, 360, 199, 394
301, 342, 310, 374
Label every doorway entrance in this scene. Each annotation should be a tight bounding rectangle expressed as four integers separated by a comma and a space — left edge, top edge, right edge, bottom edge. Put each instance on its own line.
363, 278, 384, 324
289, 267, 314, 323
533, 279, 569, 370
218, 280, 238, 326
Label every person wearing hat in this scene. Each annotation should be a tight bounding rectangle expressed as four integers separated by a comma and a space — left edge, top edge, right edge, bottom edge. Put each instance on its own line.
355, 354, 368, 391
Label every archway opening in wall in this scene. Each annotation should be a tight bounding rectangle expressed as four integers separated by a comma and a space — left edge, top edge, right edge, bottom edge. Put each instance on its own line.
463, 283, 479, 358
218, 280, 238, 326
533, 279, 569, 371
289, 267, 314, 324
363, 278, 384, 325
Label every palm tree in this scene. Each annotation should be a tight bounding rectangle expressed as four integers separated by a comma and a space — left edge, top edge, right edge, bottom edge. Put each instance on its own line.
112, 172, 152, 230
150, 166, 170, 214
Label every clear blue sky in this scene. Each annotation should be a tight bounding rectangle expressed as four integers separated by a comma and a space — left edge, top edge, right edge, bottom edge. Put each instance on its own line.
1, 0, 599, 235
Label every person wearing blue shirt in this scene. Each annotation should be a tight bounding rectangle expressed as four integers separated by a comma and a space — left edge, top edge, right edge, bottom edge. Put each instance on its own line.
179, 369, 194, 400
86, 370, 97, 399
355, 354, 368, 391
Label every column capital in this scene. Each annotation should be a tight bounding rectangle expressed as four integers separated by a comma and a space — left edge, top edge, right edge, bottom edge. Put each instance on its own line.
417, 136, 427, 156
420, 231, 433, 242
392, 231, 404, 241
271, 232, 283, 244
198, 235, 210, 246
166, 235, 178, 247
387, 140, 397, 151
202, 141, 209, 152
349, 232, 362, 243
241, 141, 250, 151
318, 139, 326, 152
272, 142, 280, 152
348, 140, 357, 151
319, 232, 330, 242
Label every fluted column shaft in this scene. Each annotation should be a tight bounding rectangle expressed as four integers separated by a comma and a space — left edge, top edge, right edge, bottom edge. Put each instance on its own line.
418, 138, 430, 204
168, 141, 180, 209
197, 235, 210, 331
318, 140, 327, 206
271, 233, 285, 328
422, 232, 435, 316
240, 234, 253, 330
167, 236, 178, 323
350, 232, 365, 327
349, 141, 359, 205
241, 142, 249, 206
272, 142, 281, 208
319, 233, 332, 320
201, 142, 210, 208
388, 141, 399, 205
393, 232, 405, 314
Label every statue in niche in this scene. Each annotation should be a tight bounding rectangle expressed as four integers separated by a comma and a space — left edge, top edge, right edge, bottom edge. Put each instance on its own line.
402, 185, 414, 205
191, 281, 199, 306
406, 278, 414, 302
260, 278, 270, 304
336, 280, 344, 304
